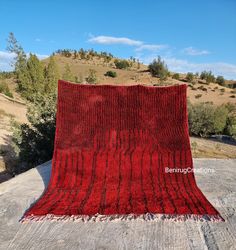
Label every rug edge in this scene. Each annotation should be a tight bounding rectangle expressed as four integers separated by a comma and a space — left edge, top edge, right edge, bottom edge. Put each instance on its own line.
19, 213, 225, 223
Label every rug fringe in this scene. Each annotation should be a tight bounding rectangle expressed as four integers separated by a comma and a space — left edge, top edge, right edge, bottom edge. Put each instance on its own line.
20, 213, 224, 223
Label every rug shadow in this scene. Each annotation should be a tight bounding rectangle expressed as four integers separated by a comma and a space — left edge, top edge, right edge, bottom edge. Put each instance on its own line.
36, 160, 52, 187
19, 161, 52, 222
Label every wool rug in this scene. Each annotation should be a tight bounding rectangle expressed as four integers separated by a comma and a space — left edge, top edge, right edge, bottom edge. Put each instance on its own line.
21, 80, 224, 222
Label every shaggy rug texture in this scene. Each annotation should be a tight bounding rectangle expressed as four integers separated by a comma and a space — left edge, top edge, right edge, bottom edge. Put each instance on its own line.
21, 80, 224, 222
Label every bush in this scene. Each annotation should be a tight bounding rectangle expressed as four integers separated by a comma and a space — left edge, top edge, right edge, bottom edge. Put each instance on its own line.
197, 86, 207, 92
188, 102, 229, 137
104, 70, 117, 78
195, 94, 202, 99
188, 103, 214, 137
114, 59, 130, 69
186, 72, 194, 83
213, 105, 229, 134
85, 69, 97, 84
228, 83, 236, 89
148, 56, 169, 80
225, 112, 236, 139
172, 73, 180, 80
0, 81, 13, 98
11, 93, 56, 173
216, 76, 225, 86
200, 70, 215, 84
75, 74, 84, 83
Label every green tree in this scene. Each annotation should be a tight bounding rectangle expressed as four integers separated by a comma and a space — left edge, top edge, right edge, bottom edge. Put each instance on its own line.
27, 54, 45, 88
6, 32, 28, 90
16, 53, 45, 100
6, 33, 45, 99
226, 115, 236, 139
213, 105, 229, 134
148, 56, 169, 81
11, 93, 56, 172
44, 56, 60, 93
188, 103, 216, 137
6, 32, 26, 69
200, 70, 215, 84
26, 54, 45, 97
188, 102, 229, 137
224, 103, 236, 139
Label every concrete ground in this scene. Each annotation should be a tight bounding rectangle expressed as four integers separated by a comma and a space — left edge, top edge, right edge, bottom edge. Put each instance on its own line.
0, 159, 235, 250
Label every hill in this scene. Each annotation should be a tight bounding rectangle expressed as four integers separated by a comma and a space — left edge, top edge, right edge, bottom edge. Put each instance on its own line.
41, 54, 236, 106
2, 52, 236, 106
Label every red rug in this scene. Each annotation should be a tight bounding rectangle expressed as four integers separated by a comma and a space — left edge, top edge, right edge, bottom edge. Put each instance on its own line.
21, 80, 224, 222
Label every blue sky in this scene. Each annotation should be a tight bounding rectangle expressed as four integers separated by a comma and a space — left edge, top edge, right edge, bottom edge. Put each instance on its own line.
0, 0, 236, 79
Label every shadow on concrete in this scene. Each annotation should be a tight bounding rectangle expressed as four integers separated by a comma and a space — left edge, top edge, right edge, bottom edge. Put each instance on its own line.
19, 161, 52, 222
36, 160, 52, 188
210, 135, 236, 146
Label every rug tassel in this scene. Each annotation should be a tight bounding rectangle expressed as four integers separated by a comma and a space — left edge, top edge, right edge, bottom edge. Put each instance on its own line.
19, 213, 225, 223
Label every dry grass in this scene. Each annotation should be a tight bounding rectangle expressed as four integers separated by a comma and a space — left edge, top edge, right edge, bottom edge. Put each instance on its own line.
42, 55, 236, 106
190, 137, 236, 158
0, 109, 7, 118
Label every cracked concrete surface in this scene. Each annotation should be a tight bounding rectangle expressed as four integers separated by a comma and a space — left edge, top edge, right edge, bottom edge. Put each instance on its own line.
0, 159, 235, 250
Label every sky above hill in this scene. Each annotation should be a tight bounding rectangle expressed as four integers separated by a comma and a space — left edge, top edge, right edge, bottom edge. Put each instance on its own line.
0, 0, 236, 79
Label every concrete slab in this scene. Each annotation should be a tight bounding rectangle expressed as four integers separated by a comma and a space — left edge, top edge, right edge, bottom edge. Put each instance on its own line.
0, 159, 235, 250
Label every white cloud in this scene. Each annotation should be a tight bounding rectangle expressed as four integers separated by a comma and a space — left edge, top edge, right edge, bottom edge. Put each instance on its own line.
164, 57, 235, 75
88, 35, 143, 46
135, 44, 168, 52
0, 51, 16, 60
32, 53, 49, 60
138, 54, 236, 79
166, 58, 236, 79
0, 51, 16, 71
0, 51, 49, 71
183, 46, 210, 56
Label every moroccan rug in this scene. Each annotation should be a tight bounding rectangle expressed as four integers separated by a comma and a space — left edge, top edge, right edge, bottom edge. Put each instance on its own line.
21, 80, 224, 222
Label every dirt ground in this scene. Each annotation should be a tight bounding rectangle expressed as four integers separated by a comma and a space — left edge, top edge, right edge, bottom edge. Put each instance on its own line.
190, 137, 236, 158
0, 94, 27, 179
